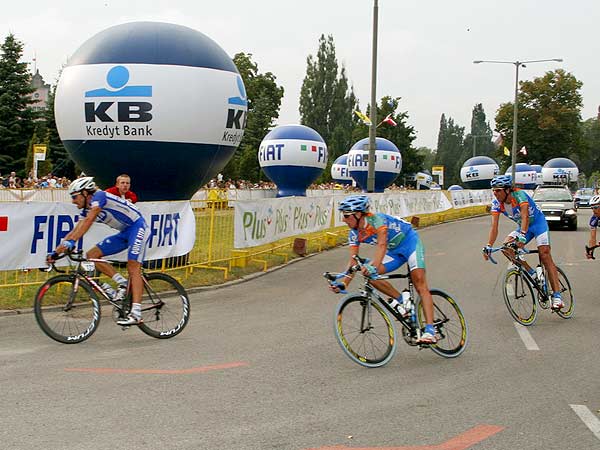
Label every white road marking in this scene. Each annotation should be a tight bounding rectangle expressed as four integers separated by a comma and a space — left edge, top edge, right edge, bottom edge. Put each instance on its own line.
513, 322, 539, 350
570, 404, 600, 440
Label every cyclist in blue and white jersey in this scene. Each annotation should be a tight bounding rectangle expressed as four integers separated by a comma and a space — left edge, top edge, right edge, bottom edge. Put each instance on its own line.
482, 174, 564, 310
330, 194, 438, 344
49, 177, 149, 325
585, 195, 600, 258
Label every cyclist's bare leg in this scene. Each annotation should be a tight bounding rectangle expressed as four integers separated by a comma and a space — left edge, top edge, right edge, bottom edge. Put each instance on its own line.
411, 268, 434, 325
538, 244, 559, 293
368, 262, 400, 299
501, 237, 533, 273
127, 260, 143, 304
86, 246, 117, 278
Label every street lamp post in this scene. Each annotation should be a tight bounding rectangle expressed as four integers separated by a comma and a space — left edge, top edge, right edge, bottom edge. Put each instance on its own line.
473, 58, 562, 187
367, 0, 379, 193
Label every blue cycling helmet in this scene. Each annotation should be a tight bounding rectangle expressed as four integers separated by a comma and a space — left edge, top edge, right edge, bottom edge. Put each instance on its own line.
490, 174, 513, 189
338, 195, 370, 212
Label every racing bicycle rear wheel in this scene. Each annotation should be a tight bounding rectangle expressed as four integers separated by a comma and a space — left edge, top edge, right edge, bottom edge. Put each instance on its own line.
333, 294, 397, 368
416, 289, 468, 358
137, 272, 190, 339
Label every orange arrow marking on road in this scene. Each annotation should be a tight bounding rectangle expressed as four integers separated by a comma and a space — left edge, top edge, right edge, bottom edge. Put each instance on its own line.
64, 361, 249, 374
307, 424, 505, 450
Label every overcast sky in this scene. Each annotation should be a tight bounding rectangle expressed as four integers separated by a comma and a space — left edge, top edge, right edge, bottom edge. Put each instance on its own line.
2, 0, 599, 149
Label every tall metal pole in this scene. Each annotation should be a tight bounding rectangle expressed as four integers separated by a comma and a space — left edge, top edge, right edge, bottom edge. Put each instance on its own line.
511, 62, 520, 187
366, 0, 379, 193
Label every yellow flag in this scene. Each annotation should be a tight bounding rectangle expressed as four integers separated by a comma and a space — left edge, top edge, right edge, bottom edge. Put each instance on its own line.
503, 146, 510, 156
353, 110, 372, 126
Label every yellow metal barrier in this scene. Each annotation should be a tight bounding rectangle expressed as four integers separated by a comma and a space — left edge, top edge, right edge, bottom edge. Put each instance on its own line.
0, 194, 487, 307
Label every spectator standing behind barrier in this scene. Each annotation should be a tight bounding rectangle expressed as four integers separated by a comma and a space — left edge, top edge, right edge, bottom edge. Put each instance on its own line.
105, 174, 138, 203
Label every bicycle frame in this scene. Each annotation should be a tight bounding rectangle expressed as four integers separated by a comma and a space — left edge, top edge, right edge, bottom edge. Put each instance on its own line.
487, 245, 549, 304
324, 255, 418, 334
46, 251, 129, 312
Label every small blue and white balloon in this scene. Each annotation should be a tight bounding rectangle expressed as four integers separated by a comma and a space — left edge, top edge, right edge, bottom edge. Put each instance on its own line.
54, 21, 246, 200
505, 163, 537, 189
259, 124, 327, 197
542, 158, 579, 185
448, 184, 463, 191
330, 154, 352, 184
460, 156, 500, 189
347, 137, 401, 192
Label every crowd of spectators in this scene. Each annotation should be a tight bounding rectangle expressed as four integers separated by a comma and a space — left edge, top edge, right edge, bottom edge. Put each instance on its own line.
0, 171, 71, 189
202, 175, 410, 192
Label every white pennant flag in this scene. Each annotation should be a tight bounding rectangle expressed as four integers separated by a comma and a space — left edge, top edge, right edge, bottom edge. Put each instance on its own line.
519, 146, 527, 155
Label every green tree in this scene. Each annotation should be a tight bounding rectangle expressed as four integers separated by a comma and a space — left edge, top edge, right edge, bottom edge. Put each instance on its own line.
299, 34, 357, 181
0, 34, 37, 176
42, 84, 74, 178
462, 103, 495, 161
580, 117, 600, 177
222, 52, 284, 182
495, 69, 584, 167
435, 114, 465, 186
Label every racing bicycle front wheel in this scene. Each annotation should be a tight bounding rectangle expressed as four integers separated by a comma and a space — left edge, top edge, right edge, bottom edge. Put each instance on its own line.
333, 294, 397, 368
137, 272, 190, 339
503, 269, 537, 326
416, 289, 468, 358
34, 275, 101, 344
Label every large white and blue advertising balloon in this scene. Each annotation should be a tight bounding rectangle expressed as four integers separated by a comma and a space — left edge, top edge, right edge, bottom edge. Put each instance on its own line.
505, 163, 537, 189
460, 156, 500, 189
259, 124, 327, 197
55, 22, 246, 200
542, 158, 579, 185
347, 137, 401, 193
331, 154, 352, 184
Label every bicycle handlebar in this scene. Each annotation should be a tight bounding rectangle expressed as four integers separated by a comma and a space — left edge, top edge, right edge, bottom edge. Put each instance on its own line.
484, 243, 535, 265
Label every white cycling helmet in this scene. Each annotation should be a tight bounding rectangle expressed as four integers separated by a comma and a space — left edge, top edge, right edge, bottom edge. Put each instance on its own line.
590, 195, 600, 207
68, 176, 96, 195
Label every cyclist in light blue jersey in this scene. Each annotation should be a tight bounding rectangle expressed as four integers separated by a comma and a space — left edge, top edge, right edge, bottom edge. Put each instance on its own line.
49, 177, 149, 325
330, 194, 438, 344
586, 195, 600, 258
482, 174, 564, 310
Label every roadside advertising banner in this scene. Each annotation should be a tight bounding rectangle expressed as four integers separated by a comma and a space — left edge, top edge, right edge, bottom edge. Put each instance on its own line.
234, 196, 333, 248
0, 201, 195, 270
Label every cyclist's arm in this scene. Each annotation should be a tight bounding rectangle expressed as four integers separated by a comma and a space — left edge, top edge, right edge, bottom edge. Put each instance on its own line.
487, 213, 500, 246
589, 227, 597, 249
519, 202, 530, 235
342, 245, 360, 287
483, 214, 500, 260
371, 227, 388, 271
56, 206, 101, 252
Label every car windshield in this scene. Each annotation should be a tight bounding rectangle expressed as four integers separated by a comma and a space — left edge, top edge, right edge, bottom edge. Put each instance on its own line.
533, 189, 573, 202
576, 189, 594, 197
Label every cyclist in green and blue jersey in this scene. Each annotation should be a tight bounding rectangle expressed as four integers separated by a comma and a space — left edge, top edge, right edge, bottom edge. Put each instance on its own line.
482, 175, 564, 310
330, 195, 437, 344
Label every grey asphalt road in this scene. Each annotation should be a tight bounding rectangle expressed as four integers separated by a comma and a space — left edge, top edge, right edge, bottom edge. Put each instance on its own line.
1, 210, 599, 450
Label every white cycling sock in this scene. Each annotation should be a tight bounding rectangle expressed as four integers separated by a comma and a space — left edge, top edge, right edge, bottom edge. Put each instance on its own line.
131, 303, 142, 317
112, 273, 127, 286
